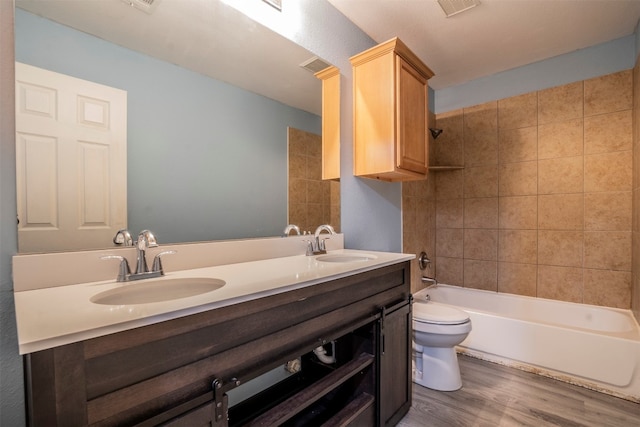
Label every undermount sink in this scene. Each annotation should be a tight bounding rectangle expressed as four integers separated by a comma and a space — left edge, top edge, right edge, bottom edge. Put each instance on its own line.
91, 277, 226, 305
316, 254, 377, 263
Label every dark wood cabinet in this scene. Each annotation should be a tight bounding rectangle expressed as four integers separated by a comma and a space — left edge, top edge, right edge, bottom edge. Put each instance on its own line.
24, 262, 412, 426
379, 299, 413, 427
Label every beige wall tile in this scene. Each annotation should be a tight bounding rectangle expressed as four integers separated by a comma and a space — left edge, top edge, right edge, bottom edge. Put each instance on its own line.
402, 180, 418, 198
307, 204, 325, 231
289, 201, 306, 222
538, 156, 583, 194
499, 161, 538, 196
538, 81, 583, 125
498, 92, 538, 129
436, 198, 463, 228
584, 151, 632, 192
584, 70, 632, 116
289, 154, 306, 179
402, 195, 417, 231
464, 165, 498, 198
289, 178, 307, 204
584, 231, 631, 271
584, 191, 632, 231
584, 269, 631, 308
464, 229, 498, 261
499, 196, 537, 229
436, 228, 463, 258
288, 128, 334, 233
464, 130, 498, 166
538, 230, 583, 267
435, 170, 464, 200
537, 265, 583, 303
414, 176, 435, 199
584, 110, 633, 154
436, 256, 464, 286
498, 229, 537, 263
498, 262, 537, 296
464, 101, 497, 133
307, 159, 322, 181
538, 118, 584, 159
538, 194, 584, 230
499, 126, 537, 163
432, 68, 634, 310
307, 180, 324, 204
288, 127, 307, 155
464, 259, 498, 291
307, 134, 322, 158
435, 110, 464, 166
465, 197, 499, 229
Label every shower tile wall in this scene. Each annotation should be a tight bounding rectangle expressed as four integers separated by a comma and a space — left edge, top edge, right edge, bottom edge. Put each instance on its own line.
433, 70, 633, 309
288, 127, 340, 234
402, 111, 437, 294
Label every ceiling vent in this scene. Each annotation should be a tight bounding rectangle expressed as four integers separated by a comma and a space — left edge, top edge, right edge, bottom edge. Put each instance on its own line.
437, 0, 480, 17
300, 56, 332, 74
121, 0, 161, 14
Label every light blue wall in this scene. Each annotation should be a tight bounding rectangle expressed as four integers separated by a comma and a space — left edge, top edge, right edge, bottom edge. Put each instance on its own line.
15, 9, 321, 244
243, 0, 406, 252
435, 34, 637, 114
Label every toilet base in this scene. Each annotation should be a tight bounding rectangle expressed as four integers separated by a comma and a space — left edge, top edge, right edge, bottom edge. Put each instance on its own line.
413, 346, 462, 391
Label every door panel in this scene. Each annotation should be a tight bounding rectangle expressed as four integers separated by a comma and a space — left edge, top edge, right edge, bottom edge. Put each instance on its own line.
15, 62, 127, 252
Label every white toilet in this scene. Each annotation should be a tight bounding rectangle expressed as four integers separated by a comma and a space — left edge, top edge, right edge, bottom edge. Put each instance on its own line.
412, 289, 472, 391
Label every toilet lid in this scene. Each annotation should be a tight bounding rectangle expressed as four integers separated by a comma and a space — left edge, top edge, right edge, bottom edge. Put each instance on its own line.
413, 302, 470, 325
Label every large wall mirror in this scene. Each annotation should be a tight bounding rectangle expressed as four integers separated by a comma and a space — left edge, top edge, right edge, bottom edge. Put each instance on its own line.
15, 0, 336, 253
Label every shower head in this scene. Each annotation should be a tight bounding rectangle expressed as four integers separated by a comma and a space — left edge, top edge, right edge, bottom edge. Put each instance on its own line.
429, 128, 443, 139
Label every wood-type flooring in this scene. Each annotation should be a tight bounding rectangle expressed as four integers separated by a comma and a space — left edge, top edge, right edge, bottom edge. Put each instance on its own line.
398, 354, 639, 427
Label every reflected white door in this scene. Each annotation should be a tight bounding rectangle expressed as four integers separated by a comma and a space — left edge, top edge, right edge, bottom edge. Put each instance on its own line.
15, 62, 127, 252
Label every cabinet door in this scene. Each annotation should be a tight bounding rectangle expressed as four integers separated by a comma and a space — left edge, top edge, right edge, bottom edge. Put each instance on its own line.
316, 66, 341, 180
379, 299, 412, 427
396, 57, 428, 175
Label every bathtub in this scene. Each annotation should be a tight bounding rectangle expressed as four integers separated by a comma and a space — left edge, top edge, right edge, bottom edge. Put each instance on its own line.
414, 284, 640, 402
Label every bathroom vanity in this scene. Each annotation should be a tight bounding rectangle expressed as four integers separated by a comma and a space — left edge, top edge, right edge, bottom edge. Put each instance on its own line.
14, 239, 413, 426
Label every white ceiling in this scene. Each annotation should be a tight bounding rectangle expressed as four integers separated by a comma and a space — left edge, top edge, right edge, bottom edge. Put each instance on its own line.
15, 0, 640, 115
328, 0, 640, 90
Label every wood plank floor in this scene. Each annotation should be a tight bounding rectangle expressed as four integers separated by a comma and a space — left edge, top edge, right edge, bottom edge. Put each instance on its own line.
398, 354, 639, 427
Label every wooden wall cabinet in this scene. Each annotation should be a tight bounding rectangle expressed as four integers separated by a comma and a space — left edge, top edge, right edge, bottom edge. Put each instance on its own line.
315, 66, 341, 180
24, 262, 412, 426
351, 38, 434, 181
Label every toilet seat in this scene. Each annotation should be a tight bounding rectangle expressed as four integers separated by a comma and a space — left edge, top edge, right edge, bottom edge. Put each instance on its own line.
413, 302, 470, 325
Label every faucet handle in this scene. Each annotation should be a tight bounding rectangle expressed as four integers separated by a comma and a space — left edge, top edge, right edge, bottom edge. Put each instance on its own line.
152, 250, 176, 274
101, 255, 131, 282
304, 240, 315, 256
318, 236, 330, 252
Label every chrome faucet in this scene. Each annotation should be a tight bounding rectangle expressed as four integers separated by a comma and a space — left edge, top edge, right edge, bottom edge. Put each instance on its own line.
102, 229, 175, 282
306, 224, 336, 255
136, 230, 158, 274
113, 229, 134, 246
283, 224, 301, 237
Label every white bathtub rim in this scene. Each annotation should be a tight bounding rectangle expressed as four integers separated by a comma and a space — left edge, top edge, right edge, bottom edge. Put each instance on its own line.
417, 284, 640, 340
457, 347, 640, 404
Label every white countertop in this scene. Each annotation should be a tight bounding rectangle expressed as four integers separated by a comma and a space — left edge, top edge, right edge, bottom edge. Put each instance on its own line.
14, 249, 413, 354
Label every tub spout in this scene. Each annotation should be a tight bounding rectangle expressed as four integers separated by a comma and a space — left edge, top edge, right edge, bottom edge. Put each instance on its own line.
421, 276, 438, 288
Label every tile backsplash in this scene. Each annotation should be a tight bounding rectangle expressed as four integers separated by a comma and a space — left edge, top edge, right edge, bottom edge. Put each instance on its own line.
431, 70, 633, 309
